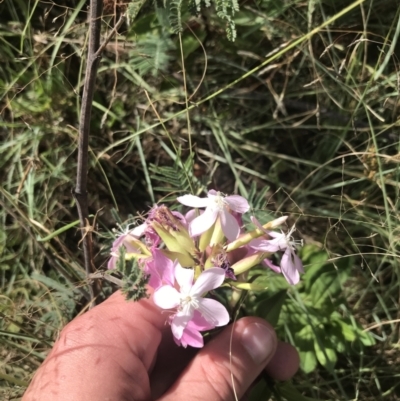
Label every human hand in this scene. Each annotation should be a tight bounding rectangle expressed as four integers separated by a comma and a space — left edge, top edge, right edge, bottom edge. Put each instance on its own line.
23, 290, 299, 401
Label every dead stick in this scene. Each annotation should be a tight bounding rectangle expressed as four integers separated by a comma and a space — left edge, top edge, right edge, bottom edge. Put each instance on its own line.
74, 1, 124, 306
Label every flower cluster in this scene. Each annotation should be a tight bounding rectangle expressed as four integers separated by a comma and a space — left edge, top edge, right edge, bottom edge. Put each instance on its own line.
108, 190, 304, 348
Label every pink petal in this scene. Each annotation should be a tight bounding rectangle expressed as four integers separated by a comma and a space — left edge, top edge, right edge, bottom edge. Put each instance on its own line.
175, 310, 214, 348
175, 325, 204, 348
145, 227, 161, 248
175, 264, 194, 292
111, 234, 138, 253
107, 255, 117, 270
262, 258, 281, 273
250, 215, 267, 232
198, 298, 230, 327
171, 211, 188, 227
249, 238, 280, 252
177, 194, 210, 208
190, 310, 215, 330
189, 207, 218, 237
294, 252, 304, 273
145, 258, 162, 289
185, 208, 200, 223
153, 249, 175, 286
153, 285, 180, 309
281, 249, 300, 285
110, 235, 125, 252
220, 210, 240, 241
191, 267, 225, 295
125, 238, 142, 254
226, 195, 250, 213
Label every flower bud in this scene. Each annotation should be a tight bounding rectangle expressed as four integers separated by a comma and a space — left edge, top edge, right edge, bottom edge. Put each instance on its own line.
231, 252, 269, 275
147, 205, 196, 266
225, 216, 288, 252
209, 218, 224, 246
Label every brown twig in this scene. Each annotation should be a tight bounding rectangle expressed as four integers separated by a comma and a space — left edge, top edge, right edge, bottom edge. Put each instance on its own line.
74, 1, 125, 306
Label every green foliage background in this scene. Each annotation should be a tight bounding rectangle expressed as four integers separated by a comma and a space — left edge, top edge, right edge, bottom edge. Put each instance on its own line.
1, 0, 400, 399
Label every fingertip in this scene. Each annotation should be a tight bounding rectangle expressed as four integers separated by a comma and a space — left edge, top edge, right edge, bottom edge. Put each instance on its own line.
160, 317, 278, 401
265, 341, 300, 381
239, 319, 278, 365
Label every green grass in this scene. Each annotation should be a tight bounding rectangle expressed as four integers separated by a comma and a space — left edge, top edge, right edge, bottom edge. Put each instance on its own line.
1, 0, 400, 399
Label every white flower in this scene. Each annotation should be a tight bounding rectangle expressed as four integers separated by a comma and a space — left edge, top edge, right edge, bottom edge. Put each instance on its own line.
177, 190, 249, 241
249, 216, 304, 285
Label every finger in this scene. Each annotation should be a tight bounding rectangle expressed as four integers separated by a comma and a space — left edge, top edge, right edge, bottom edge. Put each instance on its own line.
150, 327, 198, 399
23, 290, 168, 401
159, 317, 277, 401
151, 337, 300, 399
265, 341, 299, 381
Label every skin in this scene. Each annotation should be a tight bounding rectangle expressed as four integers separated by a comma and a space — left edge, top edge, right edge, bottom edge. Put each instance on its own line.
23, 290, 299, 401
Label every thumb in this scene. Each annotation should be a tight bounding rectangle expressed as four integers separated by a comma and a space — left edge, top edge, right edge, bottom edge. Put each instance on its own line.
159, 317, 277, 401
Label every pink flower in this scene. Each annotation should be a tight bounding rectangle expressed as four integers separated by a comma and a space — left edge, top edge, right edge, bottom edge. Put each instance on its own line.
153, 264, 229, 343
173, 311, 215, 348
143, 249, 175, 290
249, 216, 304, 285
177, 190, 249, 241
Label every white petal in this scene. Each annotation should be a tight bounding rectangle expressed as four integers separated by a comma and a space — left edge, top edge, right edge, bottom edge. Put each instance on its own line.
177, 194, 210, 208
266, 230, 283, 239
220, 210, 240, 241
153, 285, 180, 309
198, 298, 230, 327
226, 195, 250, 213
175, 264, 194, 292
267, 234, 288, 250
131, 223, 147, 237
249, 238, 280, 252
189, 207, 218, 237
191, 267, 225, 296
294, 252, 304, 273
171, 309, 193, 340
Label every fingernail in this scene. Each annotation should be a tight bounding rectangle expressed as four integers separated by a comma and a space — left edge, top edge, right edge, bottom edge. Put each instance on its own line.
240, 323, 276, 365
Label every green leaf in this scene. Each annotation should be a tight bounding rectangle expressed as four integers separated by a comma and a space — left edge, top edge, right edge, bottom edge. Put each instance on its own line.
299, 350, 317, 373
248, 377, 272, 401
309, 265, 348, 309
255, 290, 287, 326
128, 13, 157, 35
314, 340, 337, 372
31, 273, 75, 296
295, 325, 318, 373
127, 0, 147, 24
302, 248, 329, 290
300, 244, 321, 263
337, 320, 357, 342
358, 330, 376, 347
169, 0, 183, 33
